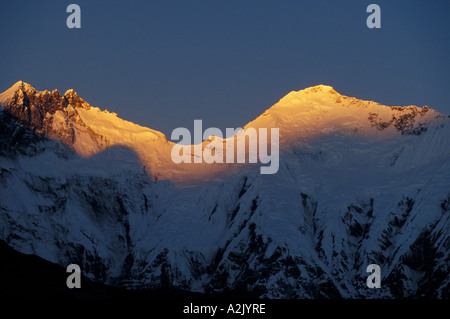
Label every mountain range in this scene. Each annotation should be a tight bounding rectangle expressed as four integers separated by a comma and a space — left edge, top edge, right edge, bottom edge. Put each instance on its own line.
0, 81, 448, 298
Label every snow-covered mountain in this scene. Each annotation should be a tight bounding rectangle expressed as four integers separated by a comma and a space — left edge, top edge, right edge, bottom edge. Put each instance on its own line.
0, 81, 448, 298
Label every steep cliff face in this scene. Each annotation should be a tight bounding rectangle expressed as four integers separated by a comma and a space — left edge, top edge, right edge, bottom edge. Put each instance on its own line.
0, 82, 448, 298
0, 82, 83, 145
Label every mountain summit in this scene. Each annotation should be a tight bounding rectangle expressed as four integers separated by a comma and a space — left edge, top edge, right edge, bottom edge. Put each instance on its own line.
0, 81, 446, 183
0, 82, 449, 298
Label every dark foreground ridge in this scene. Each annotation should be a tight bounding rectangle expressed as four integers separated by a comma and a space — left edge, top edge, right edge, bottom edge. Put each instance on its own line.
1, 240, 445, 319
0, 240, 257, 299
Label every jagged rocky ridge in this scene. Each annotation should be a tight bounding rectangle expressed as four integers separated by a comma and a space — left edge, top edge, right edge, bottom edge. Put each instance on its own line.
0, 82, 449, 298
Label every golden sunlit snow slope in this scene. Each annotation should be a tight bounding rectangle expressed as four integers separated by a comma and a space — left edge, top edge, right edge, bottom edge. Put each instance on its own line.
0, 82, 444, 185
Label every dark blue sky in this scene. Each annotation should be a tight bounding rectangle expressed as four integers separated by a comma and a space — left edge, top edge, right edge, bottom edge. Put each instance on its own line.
1, 0, 449, 137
